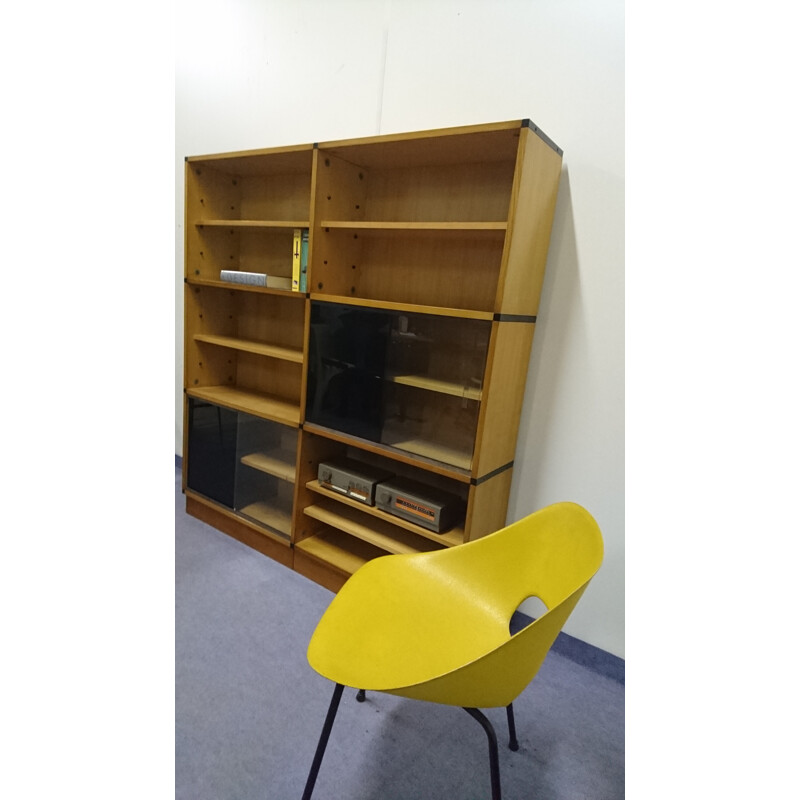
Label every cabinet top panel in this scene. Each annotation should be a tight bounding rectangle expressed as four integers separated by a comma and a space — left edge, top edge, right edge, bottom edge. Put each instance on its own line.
186, 144, 314, 176
319, 120, 525, 169
185, 120, 561, 175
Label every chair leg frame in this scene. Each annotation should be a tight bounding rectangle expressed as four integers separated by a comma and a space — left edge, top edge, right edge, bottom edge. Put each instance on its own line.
506, 703, 520, 751
463, 707, 502, 800
302, 688, 518, 800
301, 682, 344, 800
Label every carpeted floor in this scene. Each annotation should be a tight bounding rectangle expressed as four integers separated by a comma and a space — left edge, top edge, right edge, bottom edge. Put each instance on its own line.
175, 466, 624, 799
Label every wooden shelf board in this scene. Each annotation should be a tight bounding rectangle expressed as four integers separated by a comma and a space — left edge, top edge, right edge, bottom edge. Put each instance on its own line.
385, 371, 482, 401
187, 145, 313, 175
304, 503, 442, 555
187, 386, 300, 426
240, 450, 296, 482
194, 334, 303, 363
310, 294, 494, 321
239, 502, 292, 537
306, 480, 463, 547
380, 430, 474, 472
319, 220, 506, 232
185, 490, 293, 553
318, 121, 522, 167
195, 219, 310, 229
301, 422, 473, 483
295, 530, 383, 576
186, 277, 307, 298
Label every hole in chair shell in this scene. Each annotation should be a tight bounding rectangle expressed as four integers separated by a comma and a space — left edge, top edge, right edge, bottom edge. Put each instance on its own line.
509, 596, 548, 635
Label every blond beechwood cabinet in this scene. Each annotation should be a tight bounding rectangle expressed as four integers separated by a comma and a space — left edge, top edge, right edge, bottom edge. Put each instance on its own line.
182, 119, 563, 592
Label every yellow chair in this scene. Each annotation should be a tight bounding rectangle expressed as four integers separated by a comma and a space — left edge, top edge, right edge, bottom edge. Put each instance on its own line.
300, 501, 604, 800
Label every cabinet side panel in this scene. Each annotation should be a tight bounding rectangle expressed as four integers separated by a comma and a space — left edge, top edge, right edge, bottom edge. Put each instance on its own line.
465, 468, 514, 541
496, 128, 563, 316
473, 321, 535, 477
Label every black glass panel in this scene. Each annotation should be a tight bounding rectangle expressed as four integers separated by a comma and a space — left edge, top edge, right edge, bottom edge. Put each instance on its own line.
186, 398, 238, 507
306, 301, 491, 469
306, 303, 391, 440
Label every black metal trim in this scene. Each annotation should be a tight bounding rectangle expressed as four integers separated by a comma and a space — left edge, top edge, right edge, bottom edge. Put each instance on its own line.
472, 461, 514, 485
521, 118, 563, 156
493, 313, 536, 323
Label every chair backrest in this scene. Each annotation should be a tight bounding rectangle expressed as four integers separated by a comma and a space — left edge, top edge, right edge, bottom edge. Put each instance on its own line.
388, 502, 604, 708
447, 500, 603, 619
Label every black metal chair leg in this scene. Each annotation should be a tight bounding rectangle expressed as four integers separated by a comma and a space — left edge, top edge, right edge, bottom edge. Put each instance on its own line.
356, 689, 366, 702
463, 707, 502, 800
506, 703, 519, 751
301, 683, 344, 800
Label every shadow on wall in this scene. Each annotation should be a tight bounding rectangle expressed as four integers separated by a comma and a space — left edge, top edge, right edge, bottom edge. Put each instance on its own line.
509, 166, 580, 508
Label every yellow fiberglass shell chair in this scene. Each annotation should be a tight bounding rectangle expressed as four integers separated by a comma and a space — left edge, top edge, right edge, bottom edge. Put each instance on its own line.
300, 501, 604, 800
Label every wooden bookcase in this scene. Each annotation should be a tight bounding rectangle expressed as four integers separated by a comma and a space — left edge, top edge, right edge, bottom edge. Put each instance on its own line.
183, 120, 563, 591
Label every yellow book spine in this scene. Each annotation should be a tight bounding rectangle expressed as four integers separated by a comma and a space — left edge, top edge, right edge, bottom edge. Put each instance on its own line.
292, 228, 302, 291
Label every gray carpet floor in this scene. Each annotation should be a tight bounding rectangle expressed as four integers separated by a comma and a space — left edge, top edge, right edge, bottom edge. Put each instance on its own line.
176, 466, 624, 799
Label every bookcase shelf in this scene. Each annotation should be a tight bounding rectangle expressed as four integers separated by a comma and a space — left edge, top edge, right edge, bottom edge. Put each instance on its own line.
239, 502, 292, 538
196, 219, 310, 229
183, 119, 563, 592
193, 334, 303, 363
240, 449, 296, 482
187, 386, 300, 426
303, 502, 446, 556
309, 293, 495, 321
318, 220, 507, 232
306, 479, 464, 547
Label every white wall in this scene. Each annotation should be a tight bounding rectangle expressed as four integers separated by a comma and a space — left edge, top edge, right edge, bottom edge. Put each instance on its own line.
176, 0, 625, 657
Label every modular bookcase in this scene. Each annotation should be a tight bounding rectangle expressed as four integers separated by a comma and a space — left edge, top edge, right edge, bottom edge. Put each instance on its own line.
183, 119, 563, 591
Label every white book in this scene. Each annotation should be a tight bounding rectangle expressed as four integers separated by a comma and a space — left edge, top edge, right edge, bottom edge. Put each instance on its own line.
220, 270, 267, 286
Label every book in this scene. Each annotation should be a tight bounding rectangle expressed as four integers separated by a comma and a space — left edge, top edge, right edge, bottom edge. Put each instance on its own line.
299, 229, 309, 292
292, 228, 302, 291
266, 275, 292, 290
220, 270, 267, 287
